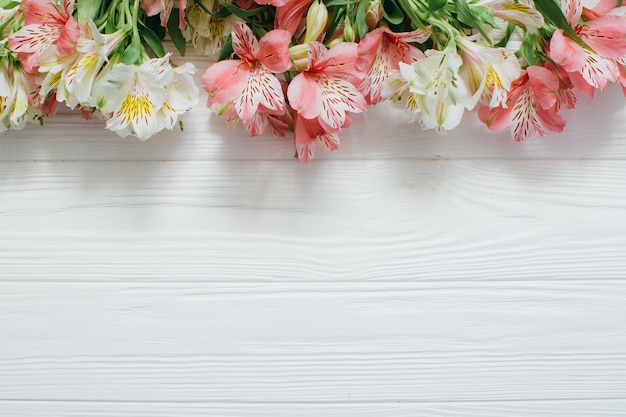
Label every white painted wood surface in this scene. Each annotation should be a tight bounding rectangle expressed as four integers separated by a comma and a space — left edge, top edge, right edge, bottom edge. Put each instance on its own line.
1, 49, 626, 416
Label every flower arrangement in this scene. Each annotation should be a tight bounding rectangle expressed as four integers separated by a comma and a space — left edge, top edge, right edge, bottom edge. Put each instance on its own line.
0, 0, 199, 138
1, 0, 625, 161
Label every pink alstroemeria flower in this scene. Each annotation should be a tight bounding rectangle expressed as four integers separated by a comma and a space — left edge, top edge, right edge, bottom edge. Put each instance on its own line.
294, 112, 343, 162
356, 27, 428, 105
202, 23, 292, 129
479, 66, 565, 142
8, 0, 79, 73
287, 41, 366, 133
582, 0, 626, 20
275, 0, 313, 36
549, 0, 626, 95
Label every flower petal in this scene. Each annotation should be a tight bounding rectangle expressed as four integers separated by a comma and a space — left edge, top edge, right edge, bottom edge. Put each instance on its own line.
202, 60, 248, 105
257, 29, 292, 73
287, 72, 322, 119
232, 22, 258, 63
234, 67, 285, 120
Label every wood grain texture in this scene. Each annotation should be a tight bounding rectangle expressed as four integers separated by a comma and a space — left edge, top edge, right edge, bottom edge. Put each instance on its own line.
1, 160, 625, 281
2, 40, 626, 416
0, 48, 625, 161
2, 282, 626, 403
3, 400, 626, 417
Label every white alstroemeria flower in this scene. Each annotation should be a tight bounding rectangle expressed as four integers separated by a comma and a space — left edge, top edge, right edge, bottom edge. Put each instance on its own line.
60, 22, 125, 109
0, 56, 32, 132
382, 70, 421, 118
37, 53, 76, 106
396, 45, 470, 133
159, 62, 199, 130
479, 0, 544, 34
457, 37, 521, 109
94, 55, 173, 140
184, 2, 240, 55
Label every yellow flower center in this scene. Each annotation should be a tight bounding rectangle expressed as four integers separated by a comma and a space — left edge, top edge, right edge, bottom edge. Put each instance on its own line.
209, 18, 225, 39
119, 94, 153, 124
485, 65, 503, 89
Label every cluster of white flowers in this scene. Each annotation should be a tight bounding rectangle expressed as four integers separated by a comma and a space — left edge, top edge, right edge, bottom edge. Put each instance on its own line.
2, 0, 199, 140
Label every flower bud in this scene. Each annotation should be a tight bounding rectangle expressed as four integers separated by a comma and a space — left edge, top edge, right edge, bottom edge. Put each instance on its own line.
303, 0, 328, 43
343, 16, 356, 42
365, 0, 383, 28
289, 44, 310, 71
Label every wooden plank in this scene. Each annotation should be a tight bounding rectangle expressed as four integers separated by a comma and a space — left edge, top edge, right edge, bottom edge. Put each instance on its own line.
1, 282, 626, 402
3, 399, 626, 417
0, 160, 625, 281
0, 46, 624, 161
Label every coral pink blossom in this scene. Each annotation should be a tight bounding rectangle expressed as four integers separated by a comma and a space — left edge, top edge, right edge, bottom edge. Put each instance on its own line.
356, 27, 428, 104
287, 41, 366, 132
582, 0, 626, 20
479, 66, 565, 142
8, 0, 79, 72
549, 0, 626, 94
202, 23, 292, 128
142, 0, 187, 28
275, 0, 313, 36
294, 112, 345, 162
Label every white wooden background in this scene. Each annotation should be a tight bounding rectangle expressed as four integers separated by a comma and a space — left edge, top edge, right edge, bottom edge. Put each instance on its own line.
1, 48, 626, 417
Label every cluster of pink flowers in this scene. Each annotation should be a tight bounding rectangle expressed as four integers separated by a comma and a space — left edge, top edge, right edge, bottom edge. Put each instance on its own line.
2, 0, 626, 160
200, 0, 626, 161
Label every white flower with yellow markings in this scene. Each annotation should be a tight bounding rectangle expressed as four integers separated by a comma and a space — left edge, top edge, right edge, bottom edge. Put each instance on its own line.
0, 54, 33, 132
159, 62, 199, 130
94, 55, 172, 139
391, 45, 470, 133
457, 36, 521, 109
60, 22, 125, 109
184, 1, 240, 55
94, 54, 198, 140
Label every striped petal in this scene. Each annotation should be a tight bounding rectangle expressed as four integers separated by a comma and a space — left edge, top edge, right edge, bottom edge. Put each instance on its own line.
9, 24, 61, 54
232, 22, 258, 63
234, 67, 285, 121
318, 76, 366, 131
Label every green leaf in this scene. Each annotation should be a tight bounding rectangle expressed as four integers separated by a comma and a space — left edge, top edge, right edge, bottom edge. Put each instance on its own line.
218, 34, 233, 61
167, 9, 187, 56
468, 4, 497, 28
454, 0, 492, 44
495, 22, 515, 48
139, 23, 165, 57
121, 36, 143, 65
146, 14, 166, 40
324, 0, 358, 6
323, 6, 346, 43
355, 0, 370, 40
519, 33, 540, 66
77, 0, 103, 21
534, 0, 589, 49
220, 2, 266, 20
383, 0, 405, 25
428, 0, 446, 13
394, 0, 428, 32
0, 0, 20, 9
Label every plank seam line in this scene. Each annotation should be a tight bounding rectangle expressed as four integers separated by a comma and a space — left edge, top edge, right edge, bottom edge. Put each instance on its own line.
1, 158, 626, 163
2, 398, 626, 405
2, 278, 626, 283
